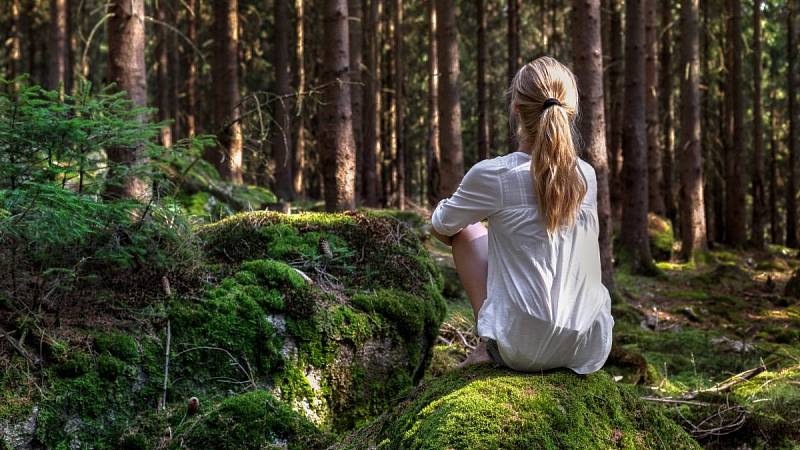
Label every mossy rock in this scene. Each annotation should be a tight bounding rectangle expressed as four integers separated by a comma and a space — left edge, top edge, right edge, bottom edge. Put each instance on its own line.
648, 213, 674, 262
337, 365, 700, 449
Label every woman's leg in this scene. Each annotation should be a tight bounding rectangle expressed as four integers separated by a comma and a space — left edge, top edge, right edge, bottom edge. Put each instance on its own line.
452, 222, 489, 321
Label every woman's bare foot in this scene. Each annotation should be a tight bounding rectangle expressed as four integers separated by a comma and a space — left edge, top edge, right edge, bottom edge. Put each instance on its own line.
457, 341, 493, 368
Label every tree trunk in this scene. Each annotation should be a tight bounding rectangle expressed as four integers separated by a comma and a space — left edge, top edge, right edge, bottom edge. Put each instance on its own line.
393, 0, 405, 209
156, 3, 172, 147
321, 0, 357, 211
477, 0, 489, 161
184, 0, 197, 137
435, 0, 464, 198
645, 0, 664, 215
769, 104, 781, 244
787, 3, 798, 248
273, 0, 293, 200
660, 0, 677, 225
678, 0, 707, 259
621, 0, 655, 273
293, 0, 306, 197
168, 2, 179, 140
572, 0, 614, 289
426, 0, 440, 207
7, 0, 21, 87
750, 0, 766, 249
48, 0, 69, 92
608, 0, 624, 222
362, 0, 379, 205
723, 0, 746, 245
507, 0, 520, 150
206, 0, 243, 184
349, 0, 363, 202
106, 0, 149, 200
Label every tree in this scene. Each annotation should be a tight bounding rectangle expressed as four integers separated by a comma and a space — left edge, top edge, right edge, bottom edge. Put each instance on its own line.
362, 0, 379, 205
349, 0, 363, 200
723, 0, 746, 245
477, 0, 489, 161
273, 0, 293, 200
320, 0, 357, 211
678, 0, 707, 259
184, 0, 197, 137
426, 0, 440, 207
393, 0, 405, 209
620, 0, 655, 273
787, 2, 798, 248
435, 0, 464, 198
645, 0, 664, 215
293, 0, 306, 197
156, 1, 173, 147
105, 0, 149, 200
660, 0, 677, 224
572, 0, 614, 289
48, 0, 69, 92
507, 0, 520, 149
206, 0, 243, 184
607, 0, 624, 221
751, 0, 766, 249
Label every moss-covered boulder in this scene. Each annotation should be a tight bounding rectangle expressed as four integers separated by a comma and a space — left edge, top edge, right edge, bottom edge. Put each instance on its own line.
338, 365, 700, 449
648, 213, 674, 262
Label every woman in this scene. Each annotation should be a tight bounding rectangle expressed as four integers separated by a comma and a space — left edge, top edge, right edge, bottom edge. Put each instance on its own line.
430, 56, 613, 374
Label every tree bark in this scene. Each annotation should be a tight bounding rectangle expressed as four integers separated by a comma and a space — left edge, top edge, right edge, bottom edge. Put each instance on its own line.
349, 0, 363, 201
156, 2, 172, 147
434, 0, 464, 198
206, 0, 243, 184
787, 3, 798, 248
572, 0, 614, 289
48, 0, 69, 92
321, 0, 357, 211
660, 0, 677, 225
621, 0, 655, 273
607, 0, 624, 222
393, 0, 405, 209
507, 0, 520, 150
723, 0, 746, 245
184, 0, 197, 137
645, 0, 664, 215
477, 0, 489, 161
362, 0, 379, 205
273, 0, 293, 200
426, 0, 440, 207
7, 0, 21, 87
750, 0, 766, 249
293, 0, 306, 197
678, 0, 707, 259
106, 0, 149, 200
769, 103, 781, 244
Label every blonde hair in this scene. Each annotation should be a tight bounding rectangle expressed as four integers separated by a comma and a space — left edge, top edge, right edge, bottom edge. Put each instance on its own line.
510, 56, 586, 234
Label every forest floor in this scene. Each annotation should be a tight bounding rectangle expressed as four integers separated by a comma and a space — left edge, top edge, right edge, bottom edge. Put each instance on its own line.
424, 235, 800, 448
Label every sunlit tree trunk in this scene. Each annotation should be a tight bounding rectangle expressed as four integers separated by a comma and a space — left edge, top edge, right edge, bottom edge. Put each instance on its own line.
349, 0, 363, 201
393, 0, 405, 209
645, 0, 664, 215
48, 0, 69, 92
750, 0, 766, 249
184, 0, 197, 137
293, 0, 306, 197
435, 0, 464, 198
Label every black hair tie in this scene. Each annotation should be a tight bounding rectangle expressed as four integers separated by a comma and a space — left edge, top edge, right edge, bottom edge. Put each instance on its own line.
542, 98, 561, 109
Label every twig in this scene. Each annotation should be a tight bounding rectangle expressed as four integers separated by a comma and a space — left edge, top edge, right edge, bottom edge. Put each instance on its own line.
159, 277, 172, 411
641, 396, 712, 407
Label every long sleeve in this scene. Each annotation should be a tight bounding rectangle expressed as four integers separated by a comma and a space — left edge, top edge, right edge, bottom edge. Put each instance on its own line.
431, 159, 503, 236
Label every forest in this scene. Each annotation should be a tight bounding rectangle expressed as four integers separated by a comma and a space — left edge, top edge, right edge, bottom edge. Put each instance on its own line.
1, 0, 800, 448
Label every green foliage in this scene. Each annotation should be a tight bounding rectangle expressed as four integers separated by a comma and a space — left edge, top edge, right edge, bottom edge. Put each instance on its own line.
341, 366, 700, 450
648, 214, 674, 262
171, 390, 334, 450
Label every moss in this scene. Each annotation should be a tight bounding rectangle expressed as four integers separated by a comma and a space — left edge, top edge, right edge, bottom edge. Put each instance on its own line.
95, 332, 140, 364
648, 213, 674, 262
339, 366, 699, 449
171, 390, 334, 450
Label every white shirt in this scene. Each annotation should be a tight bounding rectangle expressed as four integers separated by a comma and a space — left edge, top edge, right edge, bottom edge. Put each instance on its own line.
431, 151, 613, 374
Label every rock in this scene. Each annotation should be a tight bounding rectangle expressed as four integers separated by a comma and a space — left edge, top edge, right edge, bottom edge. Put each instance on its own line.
648, 213, 674, 262
785, 269, 800, 298
337, 366, 700, 449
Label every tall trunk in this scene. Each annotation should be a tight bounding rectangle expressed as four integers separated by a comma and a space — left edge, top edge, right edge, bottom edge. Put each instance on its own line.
207, 0, 243, 184
293, 0, 306, 197
678, 0, 707, 259
645, 0, 664, 215
168, 2, 179, 140
106, 0, 149, 200
7, 0, 21, 86
572, 0, 614, 289
184, 0, 197, 137
273, 0, 293, 200
156, 3, 172, 147
49, 0, 69, 92
362, 0, 379, 205
608, 0, 624, 222
349, 0, 363, 201
787, 3, 798, 248
621, 0, 655, 273
477, 0, 489, 161
435, 0, 464, 198
321, 0, 356, 211
723, 0, 746, 244
426, 1, 440, 207
393, 0, 405, 209
769, 104, 781, 244
507, 0, 520, 150
660, 0, 677, 225
750, 0, 766, 249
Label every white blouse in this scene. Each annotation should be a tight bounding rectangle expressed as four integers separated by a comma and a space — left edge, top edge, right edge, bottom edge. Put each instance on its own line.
431, 151, 613, 374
